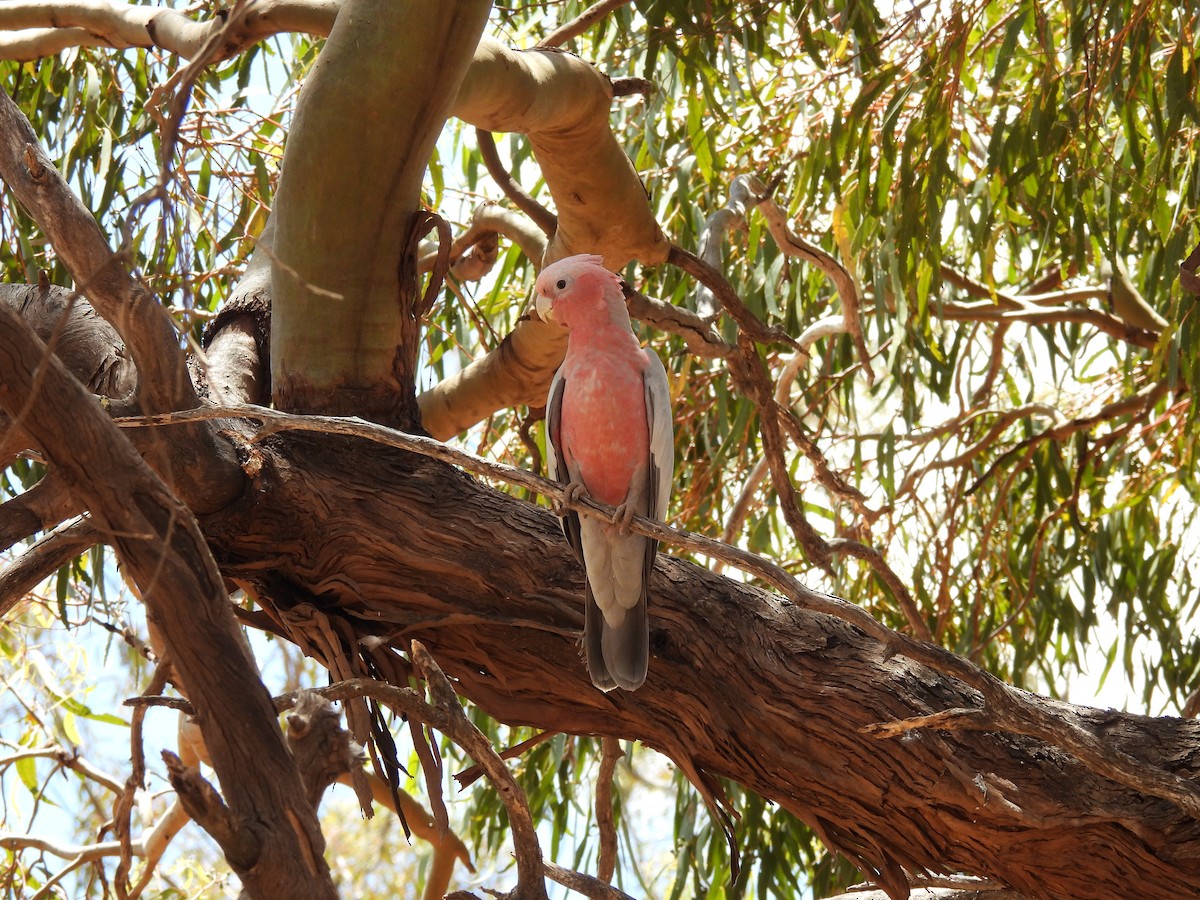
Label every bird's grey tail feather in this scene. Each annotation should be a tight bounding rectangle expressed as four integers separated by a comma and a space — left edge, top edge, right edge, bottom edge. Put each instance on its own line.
584, 583, 617, 691
585, 582, 648, 692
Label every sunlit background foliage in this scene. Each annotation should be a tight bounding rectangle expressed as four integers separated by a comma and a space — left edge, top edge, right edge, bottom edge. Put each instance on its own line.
2, 1, 1199, 897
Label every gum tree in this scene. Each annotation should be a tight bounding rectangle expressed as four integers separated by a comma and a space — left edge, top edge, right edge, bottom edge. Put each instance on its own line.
1, 2, 1198, 899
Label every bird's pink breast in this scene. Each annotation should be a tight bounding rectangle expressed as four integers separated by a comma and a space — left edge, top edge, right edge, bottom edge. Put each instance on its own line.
559, 343, 650, 507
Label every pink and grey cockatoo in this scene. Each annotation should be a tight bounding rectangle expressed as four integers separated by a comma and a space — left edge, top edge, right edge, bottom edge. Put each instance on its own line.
535, 254, 674, 692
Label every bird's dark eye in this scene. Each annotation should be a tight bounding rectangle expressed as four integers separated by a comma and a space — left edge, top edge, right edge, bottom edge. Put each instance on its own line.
556, 279, 567, 290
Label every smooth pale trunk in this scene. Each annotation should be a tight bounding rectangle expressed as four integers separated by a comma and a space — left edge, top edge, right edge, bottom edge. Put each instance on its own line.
271, 0, 492, 423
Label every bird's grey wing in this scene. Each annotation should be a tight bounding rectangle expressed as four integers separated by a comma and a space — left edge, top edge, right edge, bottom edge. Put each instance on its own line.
643, 348, 675, 526
546, 369, 583, 565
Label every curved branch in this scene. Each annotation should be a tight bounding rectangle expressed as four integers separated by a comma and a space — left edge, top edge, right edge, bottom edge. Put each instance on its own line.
595, 737, 622, 883
0, 471, 79, 553
0, 517, 98, 619
0, 0, 340, 62
692, 174, 755, 319
537, 0, 633, 49
743, 176, 875, 383
0, 282, 137, 399
442, 201, 550, 275
668, 244, 799, 348
0, 92, 194, 413
475, 129, 557, 237
456, 39, 668, 269
268, 1, 490, 424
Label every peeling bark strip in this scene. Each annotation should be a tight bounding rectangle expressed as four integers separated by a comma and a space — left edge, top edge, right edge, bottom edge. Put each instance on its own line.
0, 305, 337, 900
198, 431, 1200, 900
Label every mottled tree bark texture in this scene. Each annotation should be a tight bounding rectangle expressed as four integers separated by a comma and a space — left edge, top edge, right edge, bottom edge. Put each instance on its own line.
201, 432, 1200, 900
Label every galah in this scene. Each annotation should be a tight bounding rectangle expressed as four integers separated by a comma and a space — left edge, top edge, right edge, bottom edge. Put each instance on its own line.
535, 254, 674, 692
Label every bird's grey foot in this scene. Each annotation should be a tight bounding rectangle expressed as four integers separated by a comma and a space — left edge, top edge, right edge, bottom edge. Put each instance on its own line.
611, 502, 635, 535
554, 480, 587, 516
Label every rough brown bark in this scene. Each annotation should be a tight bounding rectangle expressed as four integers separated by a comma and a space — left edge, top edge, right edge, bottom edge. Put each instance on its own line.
196, 430, 1200, 900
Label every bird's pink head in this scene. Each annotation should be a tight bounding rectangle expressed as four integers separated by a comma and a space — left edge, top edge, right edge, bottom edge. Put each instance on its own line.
534, 254, 627, 330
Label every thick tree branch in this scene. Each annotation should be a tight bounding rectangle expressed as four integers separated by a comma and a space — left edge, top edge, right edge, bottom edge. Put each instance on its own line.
0, 91, 194, 413
269, 0, 491, 424
0, 517, 98, 619
0, 471, 77, 552
0, 283, 137, 400
457, 39, 668, 269
0, 0, 340, 61
118, 401, 1200, 821
0, 304, 336, 899
109, 399, 1200, 895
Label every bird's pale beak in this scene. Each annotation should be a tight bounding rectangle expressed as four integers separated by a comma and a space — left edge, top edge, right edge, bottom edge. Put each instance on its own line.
535, 293, 556, 323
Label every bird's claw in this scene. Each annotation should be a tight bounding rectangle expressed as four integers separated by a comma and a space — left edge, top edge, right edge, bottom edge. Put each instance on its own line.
554, 481, 587, 517
611, 503, 635, 536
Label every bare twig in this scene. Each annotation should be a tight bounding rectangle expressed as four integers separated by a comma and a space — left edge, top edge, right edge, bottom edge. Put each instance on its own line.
622, 282, 731, 358
668, 244, 799, 348
455, 730, 558, 789
0, 832, 123, 862
729, 338, 834, 572
967, 382, 1166, 494
741, 176, 875, 383
115, 658, 174, 899
0, 745, 123, 795
537, 0, 633, 49
123, 0, 256, 259
543, 861, 637, 899
409, 717, 449, 837
162, 750, 260, 871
